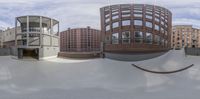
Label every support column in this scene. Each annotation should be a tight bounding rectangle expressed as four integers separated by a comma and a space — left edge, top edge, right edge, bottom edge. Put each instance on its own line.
50, 19, 53, 46
15, 17, 17, 46
27, 16, 29, 47
40, 16, 42, 47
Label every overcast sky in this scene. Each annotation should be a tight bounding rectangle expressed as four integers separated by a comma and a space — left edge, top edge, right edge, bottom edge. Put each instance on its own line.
0, 0, 200, 31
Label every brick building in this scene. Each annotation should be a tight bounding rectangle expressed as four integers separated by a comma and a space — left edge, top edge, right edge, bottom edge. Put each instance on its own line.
100, 4, 172, 53
59, 27, 101, 58
171, 25, 200, 49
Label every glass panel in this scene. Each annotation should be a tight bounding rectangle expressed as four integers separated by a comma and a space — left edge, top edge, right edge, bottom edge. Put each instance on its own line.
112, 15, 119, 20
122, 14, 131, 17
52, 20, 59, 36
112, 22, 119, 29
146, 15, 152, 19
122, 10, 131, 13
106, 25, 110, 31
29, 16, 40, 32
42, 17, 51, 34
155, 24, 159, 31
122, 31, 130, 44
134, 20, 143, 26
122, 20, 131, 26
105, 18, 110, 23
134, 13, 142, 17
155, 17, 160, 22
146, 21, 152, 28
146, 33, 152, 44
154, 35, 160, 45
112, 33, 119, 44
18, 17, 27, 33
135, 31, 143, 43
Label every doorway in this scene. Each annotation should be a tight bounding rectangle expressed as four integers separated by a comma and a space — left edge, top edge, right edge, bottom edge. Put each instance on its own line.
22, 48, 39, 59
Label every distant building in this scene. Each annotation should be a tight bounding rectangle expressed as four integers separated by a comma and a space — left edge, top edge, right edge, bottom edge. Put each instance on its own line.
14, 15, 60, 60
0, 29, 3, 48
171, 25, 200, 49
59, 27, 101, 58
2, 27, 21, 48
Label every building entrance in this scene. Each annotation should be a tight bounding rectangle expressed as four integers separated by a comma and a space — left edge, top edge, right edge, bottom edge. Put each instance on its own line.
18, 48, 39, 60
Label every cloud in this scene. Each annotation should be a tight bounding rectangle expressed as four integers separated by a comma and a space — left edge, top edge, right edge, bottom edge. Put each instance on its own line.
0, 0, 200, 31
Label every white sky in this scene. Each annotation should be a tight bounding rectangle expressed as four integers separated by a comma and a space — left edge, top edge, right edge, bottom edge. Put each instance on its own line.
0, 0, 200, 31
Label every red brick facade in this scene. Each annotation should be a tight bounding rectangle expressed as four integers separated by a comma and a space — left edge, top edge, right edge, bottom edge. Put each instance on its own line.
100, 4, 172, 53
60, 27, 101, 52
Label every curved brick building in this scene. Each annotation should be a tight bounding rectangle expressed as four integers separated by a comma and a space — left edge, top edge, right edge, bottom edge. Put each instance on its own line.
100, 4, 172, 60
100, 4, 172, 54
59, 27, 101, 58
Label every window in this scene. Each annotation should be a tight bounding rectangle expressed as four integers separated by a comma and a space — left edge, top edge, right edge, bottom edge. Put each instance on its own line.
122, 31, 131, 44
112, 22, 119, 29
165, 40, 168, 47
122, 10, 131, 13
146, 11, 152, 15
134, 20, 143, 26
112, 15, 119, 20
134, 9, 143, 13
134, 13, 142, 17
105, 36, 110, 44
155, 12, 160, 16
161, 38, 164, 46
122, 14, 131, 17
155, 17, 160, 22
112, 11, 119, 15
155, 24, 159, 31
105, 14, 109, 18
146, 21, 152, 28
154, 35, 160, 45
122, 20, 131, 26
112, 33, 119, 44
146, 33, 152, 44
106, 25, 110, 31
161, 21, 164, 25
135, 31, 143, 43
146, 15, 152, 19
105, 18, 110, 23
161, 27, 164, 33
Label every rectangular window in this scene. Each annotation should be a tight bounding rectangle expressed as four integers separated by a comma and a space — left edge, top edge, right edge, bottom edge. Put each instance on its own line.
112, 15, 119, 20
146, 11, 152, 15
135, 31, 143, 43
146, 33, 152, 44
106, 25, 110, 31
112, 33, 119, 44
154, 35, 160, 45
122, 14, 131, 17
146, 21, 152, 28
155, 24, 159, 31
122, 31, 131, 44
112, 12, 119, 15
134, 13, 142, 17
146, 15, 152, 19
161, 27, 164, 33
155, 17, 160, 22
105, 18, 110, 23
134, 20, 143, 26
161, 38, 164, 46
112, 22, 119, 29
122, 20, 131, 26
105, 36, 110, 44
122, 10, 131, 13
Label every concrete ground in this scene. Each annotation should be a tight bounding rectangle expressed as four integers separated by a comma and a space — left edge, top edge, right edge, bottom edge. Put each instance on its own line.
0, 49, 200, 99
